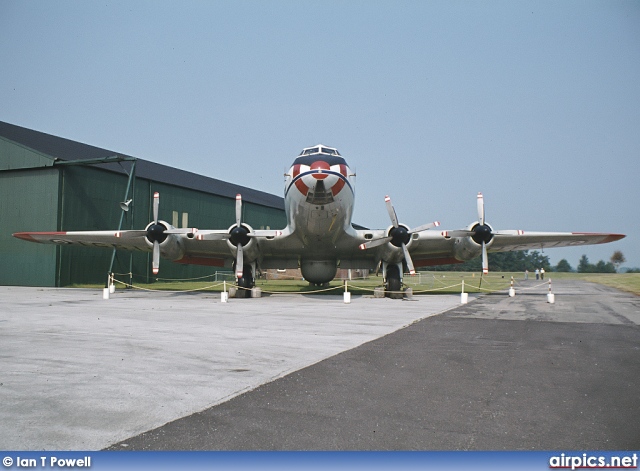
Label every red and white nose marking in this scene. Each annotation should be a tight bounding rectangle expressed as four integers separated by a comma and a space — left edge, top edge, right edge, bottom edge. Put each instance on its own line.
289, 161, 349, 197
310, 160, 330, 179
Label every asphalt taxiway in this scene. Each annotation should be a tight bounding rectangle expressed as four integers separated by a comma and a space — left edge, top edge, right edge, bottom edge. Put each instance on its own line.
1, 281, 638, 450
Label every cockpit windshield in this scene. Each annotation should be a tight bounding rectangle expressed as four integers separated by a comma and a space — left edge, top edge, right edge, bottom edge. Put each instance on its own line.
298, 145, 341, 156
294, 144, 346, 166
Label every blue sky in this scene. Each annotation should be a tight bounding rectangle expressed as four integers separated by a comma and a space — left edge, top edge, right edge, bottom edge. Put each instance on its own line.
2, 0, 638, 268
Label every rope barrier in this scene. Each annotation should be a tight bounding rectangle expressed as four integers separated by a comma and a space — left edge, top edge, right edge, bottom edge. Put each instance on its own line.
110, 275, 516, 296
239, 284, 342, 295
111, 271, 235, 282
107, 270, 533, 298
512, 280, 553, 291
111, 277, 227, 293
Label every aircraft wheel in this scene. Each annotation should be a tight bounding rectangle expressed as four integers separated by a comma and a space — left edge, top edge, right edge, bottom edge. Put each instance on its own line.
236, 265, 254, 298
386, 265, 403, 299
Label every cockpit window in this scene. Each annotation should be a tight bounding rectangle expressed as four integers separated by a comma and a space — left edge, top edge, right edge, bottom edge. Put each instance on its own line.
299, 145, 341, 156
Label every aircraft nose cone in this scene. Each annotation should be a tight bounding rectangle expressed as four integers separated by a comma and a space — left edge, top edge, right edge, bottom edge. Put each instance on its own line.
310, 160, 330, 180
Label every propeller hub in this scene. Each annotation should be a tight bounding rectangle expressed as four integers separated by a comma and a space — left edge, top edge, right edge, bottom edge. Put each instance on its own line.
389, 225, 411, 247
472, 224, 493, 245
229, 225, 250, 247
146, 223, 167, 244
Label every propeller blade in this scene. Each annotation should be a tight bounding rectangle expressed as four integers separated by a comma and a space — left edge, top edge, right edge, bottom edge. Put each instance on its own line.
477, 192, 485, 226
236, 244, 244, 279
165, 228, 199, 235
384, 195, 399, 228
115, 230, 148, 239
235, 194, 242, 227
248, 230, 283, 238
409, 221, 441, 233
440, 230, 475, 238
358, 236, 392, 250
493, 229, 525, 236
152, 240, 160, 275
153, 192, 160, 224
195, 232, 227, 241
402, 243, 416, 275
482, 242, 488, 275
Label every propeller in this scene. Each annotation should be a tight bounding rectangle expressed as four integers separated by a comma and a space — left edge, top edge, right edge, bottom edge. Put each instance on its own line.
141, 192, 201, 274
359, 195, 440, 275
132, 192, 281, 277
228, 194, 250, 279
474, 192, 491, 275
145, 192, 166, 275
438, 193, 526, 275
438, 193, 493, 274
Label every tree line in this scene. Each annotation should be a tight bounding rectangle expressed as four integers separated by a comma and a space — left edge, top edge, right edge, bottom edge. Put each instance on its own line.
429, 250, 630, 273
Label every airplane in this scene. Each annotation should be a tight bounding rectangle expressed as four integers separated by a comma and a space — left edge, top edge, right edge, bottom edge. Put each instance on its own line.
14, 144, 625, 298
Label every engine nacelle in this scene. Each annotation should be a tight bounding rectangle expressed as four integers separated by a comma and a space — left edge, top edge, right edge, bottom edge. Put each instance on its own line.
452, 222, 495, 262
301, 259, 337, 285
374, 223, 414, 264
225, 223, 260, 263
144, 221, 186, 261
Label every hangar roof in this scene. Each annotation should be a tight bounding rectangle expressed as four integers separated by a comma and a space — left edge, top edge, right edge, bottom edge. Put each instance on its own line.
0, 121, 284, 211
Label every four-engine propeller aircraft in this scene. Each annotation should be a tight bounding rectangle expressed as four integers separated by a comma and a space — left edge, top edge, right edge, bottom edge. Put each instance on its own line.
14, 144, 625, 298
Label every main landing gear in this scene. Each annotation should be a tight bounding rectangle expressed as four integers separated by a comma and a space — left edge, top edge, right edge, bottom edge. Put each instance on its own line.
384, 263, 404, 299
235, 264, 255, 298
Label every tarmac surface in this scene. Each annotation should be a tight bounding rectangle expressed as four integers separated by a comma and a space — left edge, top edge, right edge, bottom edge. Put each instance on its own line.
1, 280, 639, 450
0, 284, 462, 450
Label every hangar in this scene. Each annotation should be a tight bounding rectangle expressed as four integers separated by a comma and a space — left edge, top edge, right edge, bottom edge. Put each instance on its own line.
0, 121, 286, 287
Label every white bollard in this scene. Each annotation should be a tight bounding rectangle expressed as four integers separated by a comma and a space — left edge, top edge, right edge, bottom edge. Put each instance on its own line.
343, 292, 351, 303
404, 287, 413, 300
102, 288, 110, 300
508, 276, 515, 297
221, 292, 228, 303
109, 283, 115, 294
461, 280, 467, 304
547, 278, 554, 303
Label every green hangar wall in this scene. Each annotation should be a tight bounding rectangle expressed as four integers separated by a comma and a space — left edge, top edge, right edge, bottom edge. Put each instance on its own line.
0, 121, 287, 287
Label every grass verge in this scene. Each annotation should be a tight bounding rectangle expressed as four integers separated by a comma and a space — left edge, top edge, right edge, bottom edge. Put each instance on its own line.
75, 272, 640, 296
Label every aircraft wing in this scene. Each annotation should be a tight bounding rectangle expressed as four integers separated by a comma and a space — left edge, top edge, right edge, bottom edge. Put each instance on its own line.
485, 231, 625, 253
356, 228, 625, 269
13, 231, 152, 250
13, 226, 302, 273
12, 229, 234, 268
358, 194, 626, 273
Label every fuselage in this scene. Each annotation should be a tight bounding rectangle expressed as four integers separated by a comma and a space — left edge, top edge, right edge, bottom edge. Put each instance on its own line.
283, 145, 357, 282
